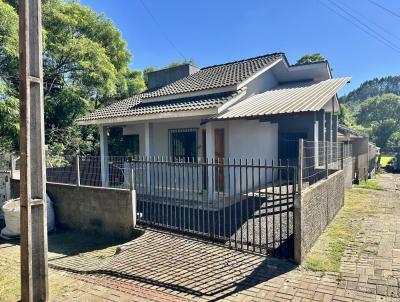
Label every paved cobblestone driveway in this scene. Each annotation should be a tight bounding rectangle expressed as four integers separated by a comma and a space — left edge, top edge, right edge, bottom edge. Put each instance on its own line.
49, 173, 400, 301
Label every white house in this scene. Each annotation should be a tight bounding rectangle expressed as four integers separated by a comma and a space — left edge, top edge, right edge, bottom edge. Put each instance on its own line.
77, 53, 350, 193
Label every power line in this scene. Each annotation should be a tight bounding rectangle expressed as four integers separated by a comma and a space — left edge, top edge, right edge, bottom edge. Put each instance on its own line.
318, 0, 400, 55
137, 0, 187, 61
327, 0, 400, 52
336, 0, 400, 42
367, 0, 400, 20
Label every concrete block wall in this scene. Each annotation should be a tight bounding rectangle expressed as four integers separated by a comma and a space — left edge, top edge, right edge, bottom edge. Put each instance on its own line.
294, 170, 345, 263
10, 180, 136, 240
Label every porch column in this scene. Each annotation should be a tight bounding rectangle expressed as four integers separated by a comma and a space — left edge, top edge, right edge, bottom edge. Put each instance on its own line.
144, 122, 151, 158
332, 114, 338, 143
99, 125, 109, 187
144, 122, 151, 186
313, 112, 319, 167
317, 110, 325, 166
325, 112, 333, 164
332, 115, 338, 164
205, 122, 214, 199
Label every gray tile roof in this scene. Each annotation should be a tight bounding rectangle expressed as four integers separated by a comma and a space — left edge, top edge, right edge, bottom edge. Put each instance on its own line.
77, 91, 239, 123
77, 53, 283, 123
140, 53, 283, 99
209, 78, 351, 120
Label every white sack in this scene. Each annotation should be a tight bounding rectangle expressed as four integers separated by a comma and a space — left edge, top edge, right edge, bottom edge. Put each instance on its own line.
1, 194, 55, 239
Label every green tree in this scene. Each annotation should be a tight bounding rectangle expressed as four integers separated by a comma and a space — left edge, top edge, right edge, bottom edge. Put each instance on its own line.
295, 53, 326, 65
355, 93, 400, 150
0, 0, 146, 156
338, 103, 352, 126
0, 0, 19, 153
340, 76, 400, 108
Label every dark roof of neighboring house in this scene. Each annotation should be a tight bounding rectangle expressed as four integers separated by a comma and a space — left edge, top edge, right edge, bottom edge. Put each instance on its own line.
140, 53, 283, 99
77, 53, 283, 123
78, 91, 240, 122
338, 124, 369, 138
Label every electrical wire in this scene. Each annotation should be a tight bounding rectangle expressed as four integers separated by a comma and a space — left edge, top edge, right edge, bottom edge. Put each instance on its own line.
137, 0, 187, 61
367, 0, 400, 20
327, 0, 400, 52
336, 0, 400, 42
318, 0, 400, 55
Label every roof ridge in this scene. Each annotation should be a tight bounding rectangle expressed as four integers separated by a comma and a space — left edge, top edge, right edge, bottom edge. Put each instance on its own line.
201, 52, 284, 70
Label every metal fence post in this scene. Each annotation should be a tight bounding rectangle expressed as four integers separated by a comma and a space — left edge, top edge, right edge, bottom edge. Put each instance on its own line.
341, 143, 344, 170
325, 141, 329, 179
294, 139, 304, 263
75, 155, 80, 186
129, 161, 134, 190
298, 139, 304, 195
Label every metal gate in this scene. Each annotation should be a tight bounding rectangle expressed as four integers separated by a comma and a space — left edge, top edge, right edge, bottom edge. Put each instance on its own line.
132, 157, 297, 258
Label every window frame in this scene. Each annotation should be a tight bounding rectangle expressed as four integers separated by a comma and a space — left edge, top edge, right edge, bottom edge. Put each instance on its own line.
168, 128, 199, 160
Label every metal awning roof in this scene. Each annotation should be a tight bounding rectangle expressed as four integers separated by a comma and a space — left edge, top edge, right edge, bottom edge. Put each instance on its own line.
210, 77, 350, 120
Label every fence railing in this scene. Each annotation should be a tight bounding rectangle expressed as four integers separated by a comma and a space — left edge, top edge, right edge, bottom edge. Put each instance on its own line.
132, 157, 297, 256
44, 155, 297, 256
300, 140, 351, 187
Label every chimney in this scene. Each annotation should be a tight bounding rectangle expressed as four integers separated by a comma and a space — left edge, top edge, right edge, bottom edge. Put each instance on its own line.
147, 64, 200, 90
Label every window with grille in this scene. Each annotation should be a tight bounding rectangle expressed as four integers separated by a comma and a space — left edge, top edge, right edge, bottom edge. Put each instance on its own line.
169, 128, 198, 159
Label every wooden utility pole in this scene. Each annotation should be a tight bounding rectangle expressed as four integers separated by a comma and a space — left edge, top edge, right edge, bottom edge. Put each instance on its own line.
19, 0, 49, 300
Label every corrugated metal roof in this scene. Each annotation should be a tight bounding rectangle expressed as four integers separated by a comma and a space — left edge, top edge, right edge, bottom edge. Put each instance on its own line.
211, 77, 350, 120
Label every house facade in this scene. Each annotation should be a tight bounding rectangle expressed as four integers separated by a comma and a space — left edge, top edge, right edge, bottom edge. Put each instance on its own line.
77, 53, 350, 189
338, 124, 380, 180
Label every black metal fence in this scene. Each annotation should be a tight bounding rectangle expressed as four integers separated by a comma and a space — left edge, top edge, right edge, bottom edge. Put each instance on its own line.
43, 155, 298, 257
132, 157, 297, 257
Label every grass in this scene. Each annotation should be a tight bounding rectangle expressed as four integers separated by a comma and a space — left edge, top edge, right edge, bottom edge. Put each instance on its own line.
380, 156, 394, 168
304, 189, 377, 272
0, 229, 125, 302
358, 179, 386, 191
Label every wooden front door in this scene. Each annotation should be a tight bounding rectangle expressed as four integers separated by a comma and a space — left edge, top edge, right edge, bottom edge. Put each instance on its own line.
214, 129, 224, 192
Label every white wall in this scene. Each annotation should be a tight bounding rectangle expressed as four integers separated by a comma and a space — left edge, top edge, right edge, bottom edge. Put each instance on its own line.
226, 120, 278, 195
242, 69, 278, 99
122, 119, 279, 163
228, 120, 278, 161
120, 118, 279, 197
123, 119, 204, 158
123, 124, 146, 155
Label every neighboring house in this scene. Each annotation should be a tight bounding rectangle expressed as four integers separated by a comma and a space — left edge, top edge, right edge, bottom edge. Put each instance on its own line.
77, 53, 350, 187
338, 124, 379, 180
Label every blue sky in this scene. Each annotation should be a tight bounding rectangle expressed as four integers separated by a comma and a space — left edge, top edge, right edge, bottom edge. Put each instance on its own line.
80, 0, 400, 95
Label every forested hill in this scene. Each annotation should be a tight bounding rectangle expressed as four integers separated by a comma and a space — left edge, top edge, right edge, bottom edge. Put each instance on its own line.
340, 76, 400, 107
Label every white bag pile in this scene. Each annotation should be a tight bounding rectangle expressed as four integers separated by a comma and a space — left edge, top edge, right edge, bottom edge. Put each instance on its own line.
0, 194, 55, 239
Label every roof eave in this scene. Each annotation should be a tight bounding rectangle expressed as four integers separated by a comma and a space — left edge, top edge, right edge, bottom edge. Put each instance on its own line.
76, 108, 220, 127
